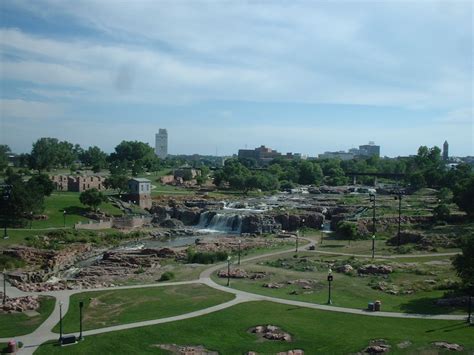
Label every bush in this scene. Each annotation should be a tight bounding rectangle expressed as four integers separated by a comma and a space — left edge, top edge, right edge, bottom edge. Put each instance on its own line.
159, 271, 175, 281
186, 247, 228, 264
335, 221, 366, 240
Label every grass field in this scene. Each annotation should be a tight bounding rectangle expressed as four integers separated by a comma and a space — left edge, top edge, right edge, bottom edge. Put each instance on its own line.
212, 251, 466, 315
0, 296, 55, 338
53, 284, 234, 333
29, 192, 123, 229
36, 301, 474, 354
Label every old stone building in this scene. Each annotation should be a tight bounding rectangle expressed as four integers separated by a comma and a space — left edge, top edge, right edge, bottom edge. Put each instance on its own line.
127, 178, 152, 209
50, 175, 107, 192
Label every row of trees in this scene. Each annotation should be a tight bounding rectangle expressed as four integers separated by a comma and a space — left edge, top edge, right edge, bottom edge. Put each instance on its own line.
1, 138, 167, 176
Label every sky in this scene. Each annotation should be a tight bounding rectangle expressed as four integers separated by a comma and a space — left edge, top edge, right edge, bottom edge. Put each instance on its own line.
0, 0, 473, 157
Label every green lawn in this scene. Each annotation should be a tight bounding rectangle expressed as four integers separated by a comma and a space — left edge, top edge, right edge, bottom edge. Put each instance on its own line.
0, 296, 55, 338
212, 252, 466, 315
53, 284, 234, 333
36, 301, 474, 354
151, 184, 196, 196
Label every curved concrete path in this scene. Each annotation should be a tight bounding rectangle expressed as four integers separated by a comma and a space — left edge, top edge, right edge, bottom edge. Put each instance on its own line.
1, 242, 468, 354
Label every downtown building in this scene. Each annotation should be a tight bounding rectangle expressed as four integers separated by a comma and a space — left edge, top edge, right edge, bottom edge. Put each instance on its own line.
155, 129, 168, 159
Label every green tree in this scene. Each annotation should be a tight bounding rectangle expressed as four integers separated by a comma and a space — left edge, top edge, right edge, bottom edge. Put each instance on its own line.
2, 173, 45, 223
79, 188, 107, 211
453, 176, 474, 216
452, 235, 474, 294
108, 141, 156, 174
80, 146, 108, 172
104, 174, 129, 194
28, 174, 55, 197
437, 187, 453, 203
433, 203, 450, 222
298, 161, 323, 185
30, 137, 60, 172
0, 144, 10, 172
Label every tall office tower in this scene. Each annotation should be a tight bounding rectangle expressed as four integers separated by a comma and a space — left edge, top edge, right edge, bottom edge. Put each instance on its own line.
443, 140, 449, 161
155, 129, 168, 159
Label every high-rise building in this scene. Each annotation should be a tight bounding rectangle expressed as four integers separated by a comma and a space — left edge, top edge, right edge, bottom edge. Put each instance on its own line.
443, 140, 449, 161
155, 129, 168, 159
358, 141, 380, 158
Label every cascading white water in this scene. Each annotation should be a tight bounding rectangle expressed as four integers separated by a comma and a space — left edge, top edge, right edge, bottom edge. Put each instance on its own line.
196, 211, 242, 233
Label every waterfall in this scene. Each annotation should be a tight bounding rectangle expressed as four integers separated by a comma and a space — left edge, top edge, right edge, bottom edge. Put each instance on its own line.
196, 211, 242, 233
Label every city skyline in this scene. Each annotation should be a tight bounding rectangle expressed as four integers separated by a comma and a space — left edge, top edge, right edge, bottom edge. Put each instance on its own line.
0, 1, 472, 157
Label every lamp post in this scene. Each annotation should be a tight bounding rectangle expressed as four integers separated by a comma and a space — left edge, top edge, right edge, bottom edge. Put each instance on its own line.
327, 268, 333, 305
394, 191, 402, 248
2, 268, 6, 305
78, 301, 84, 341
237, 239, 241, 265
369, 193, 376, 259
59, 301, 64, 344
226, 256, 231, 287
63, 210, 66, 228
295, 230, 299, 253
2, 184, 12, 240
320, 223, 324, 245
30, 211, 33, 229
468, 295, 472, 325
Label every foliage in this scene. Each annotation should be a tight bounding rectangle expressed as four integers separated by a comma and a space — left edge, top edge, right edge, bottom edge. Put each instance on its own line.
1, 173, 46, 222
29, 138, 79, 172
452, 235, 474, 294
0, 144, 10, 172
79, 188, 107, 211
432, 203, 450, 222
27, 174, 55, 197
159, 271, 175, 281
80, 146, 108, 172
0, 254, 25, 270
108, 140, 160, 176
335, 221, 365, 240
436, 187, 452, 203
104, 173, 129, 194
453, 175, 474, 216
186, 247, 228, 264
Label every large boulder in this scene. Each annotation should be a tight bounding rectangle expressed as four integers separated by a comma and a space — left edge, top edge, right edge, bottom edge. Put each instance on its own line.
358, 264, 393, 275
160, 218, 185, 229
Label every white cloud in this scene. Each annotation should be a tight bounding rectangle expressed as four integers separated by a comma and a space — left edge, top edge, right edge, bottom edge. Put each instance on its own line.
0, 99, 64, 119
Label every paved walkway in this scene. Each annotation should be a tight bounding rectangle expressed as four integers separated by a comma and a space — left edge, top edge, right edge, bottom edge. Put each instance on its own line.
1, 242, 468, 354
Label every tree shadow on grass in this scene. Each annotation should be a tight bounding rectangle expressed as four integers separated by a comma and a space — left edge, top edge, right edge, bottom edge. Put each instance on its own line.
425, 322, 469, 333
399, 297, 465, 315
320, 244, 345, 248
60, 206, 89, 216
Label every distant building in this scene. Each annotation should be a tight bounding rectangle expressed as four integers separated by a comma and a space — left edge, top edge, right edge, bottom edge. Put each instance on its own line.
50, 175, 106, 192
358, 142, 380, 158
155, 129, 168, 159
238, 145, 308, 165
318, 151, 355, 161
128, 178, 152, 209
443, 140, 449, 161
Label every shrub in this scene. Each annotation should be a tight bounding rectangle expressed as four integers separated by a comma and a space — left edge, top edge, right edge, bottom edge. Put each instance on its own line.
159, 271, 175, 281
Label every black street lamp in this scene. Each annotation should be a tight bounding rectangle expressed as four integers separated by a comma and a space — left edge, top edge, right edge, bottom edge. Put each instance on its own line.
78, 301, 84, 341
369, 193, 376, 259
59, 301, 64, 345
226, 256, 231, 287
63, 210, 67, 228
327, 268, 333, 305
2, 184, 12, 240
2, 268, 6, 305
295, 231, 299, 253
468, 295, 472, 325
394, 191, 403, 248
237, 239, 242, 265
320, 223, 324, 245
30, 212, 33, 229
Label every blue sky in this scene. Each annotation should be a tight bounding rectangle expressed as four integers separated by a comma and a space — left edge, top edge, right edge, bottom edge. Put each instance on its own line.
0, 0, 472, 157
